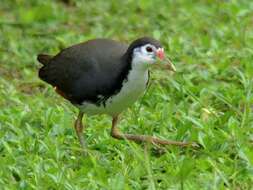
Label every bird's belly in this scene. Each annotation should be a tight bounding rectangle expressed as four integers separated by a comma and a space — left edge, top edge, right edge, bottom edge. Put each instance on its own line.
78, 69, 149, 116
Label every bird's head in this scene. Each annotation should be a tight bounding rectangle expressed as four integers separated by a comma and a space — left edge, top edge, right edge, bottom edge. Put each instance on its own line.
126, 37, 176, 72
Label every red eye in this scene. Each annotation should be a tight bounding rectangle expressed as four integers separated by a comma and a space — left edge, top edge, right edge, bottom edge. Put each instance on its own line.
146, 46, 153, 52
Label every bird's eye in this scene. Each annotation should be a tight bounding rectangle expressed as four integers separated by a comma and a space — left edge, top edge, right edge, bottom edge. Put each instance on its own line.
146, 46, 153, 52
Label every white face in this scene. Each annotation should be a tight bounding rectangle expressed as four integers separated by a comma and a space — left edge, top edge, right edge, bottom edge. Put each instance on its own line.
132, 44, 159, 66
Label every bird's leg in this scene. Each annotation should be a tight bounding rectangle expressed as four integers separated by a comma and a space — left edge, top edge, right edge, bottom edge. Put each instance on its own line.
111, 116, 193, 147
74, 112, 86, 151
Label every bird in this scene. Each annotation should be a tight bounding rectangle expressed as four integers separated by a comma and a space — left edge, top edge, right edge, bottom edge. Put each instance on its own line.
37, 37, 191, 151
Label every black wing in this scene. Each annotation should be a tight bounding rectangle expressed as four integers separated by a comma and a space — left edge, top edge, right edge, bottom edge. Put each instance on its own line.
38, 39, 130, 105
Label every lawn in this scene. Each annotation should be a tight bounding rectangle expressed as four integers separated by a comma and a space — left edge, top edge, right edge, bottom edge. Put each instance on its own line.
0, 0, 253, 189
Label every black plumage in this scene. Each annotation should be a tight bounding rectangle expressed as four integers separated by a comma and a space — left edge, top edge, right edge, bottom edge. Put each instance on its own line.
38, 37, 161, 105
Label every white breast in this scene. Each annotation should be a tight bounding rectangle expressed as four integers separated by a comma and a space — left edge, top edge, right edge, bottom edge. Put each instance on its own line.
77, 61, 149, 116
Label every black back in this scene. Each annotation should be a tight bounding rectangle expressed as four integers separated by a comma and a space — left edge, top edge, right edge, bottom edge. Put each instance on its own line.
38, 37, 161, 105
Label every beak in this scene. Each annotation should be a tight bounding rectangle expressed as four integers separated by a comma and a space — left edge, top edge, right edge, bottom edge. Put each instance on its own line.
164, 57, 176, 72
155, 48, 176, 72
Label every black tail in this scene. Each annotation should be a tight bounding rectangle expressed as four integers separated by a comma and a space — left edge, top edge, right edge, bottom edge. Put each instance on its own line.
37, 54, 52, 65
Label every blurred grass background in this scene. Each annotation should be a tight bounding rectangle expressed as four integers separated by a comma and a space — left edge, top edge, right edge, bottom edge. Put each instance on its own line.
0, 0, 253, 189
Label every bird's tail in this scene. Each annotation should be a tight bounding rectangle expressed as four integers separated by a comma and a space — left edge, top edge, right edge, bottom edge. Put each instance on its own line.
37, 54, 52, 65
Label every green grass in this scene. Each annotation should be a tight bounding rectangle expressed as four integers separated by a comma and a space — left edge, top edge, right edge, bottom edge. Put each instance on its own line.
0, 0, 253, 189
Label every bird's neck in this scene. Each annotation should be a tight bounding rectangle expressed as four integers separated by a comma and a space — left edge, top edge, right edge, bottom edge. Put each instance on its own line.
130, 55, 150, 72
124, 56, 149, 89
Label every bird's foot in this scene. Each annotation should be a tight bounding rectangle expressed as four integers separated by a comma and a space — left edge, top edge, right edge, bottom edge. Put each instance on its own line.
112, 131, 198, 148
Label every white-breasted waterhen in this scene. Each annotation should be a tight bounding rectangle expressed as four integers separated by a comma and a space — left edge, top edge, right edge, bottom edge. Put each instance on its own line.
38, 37, 192, 151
